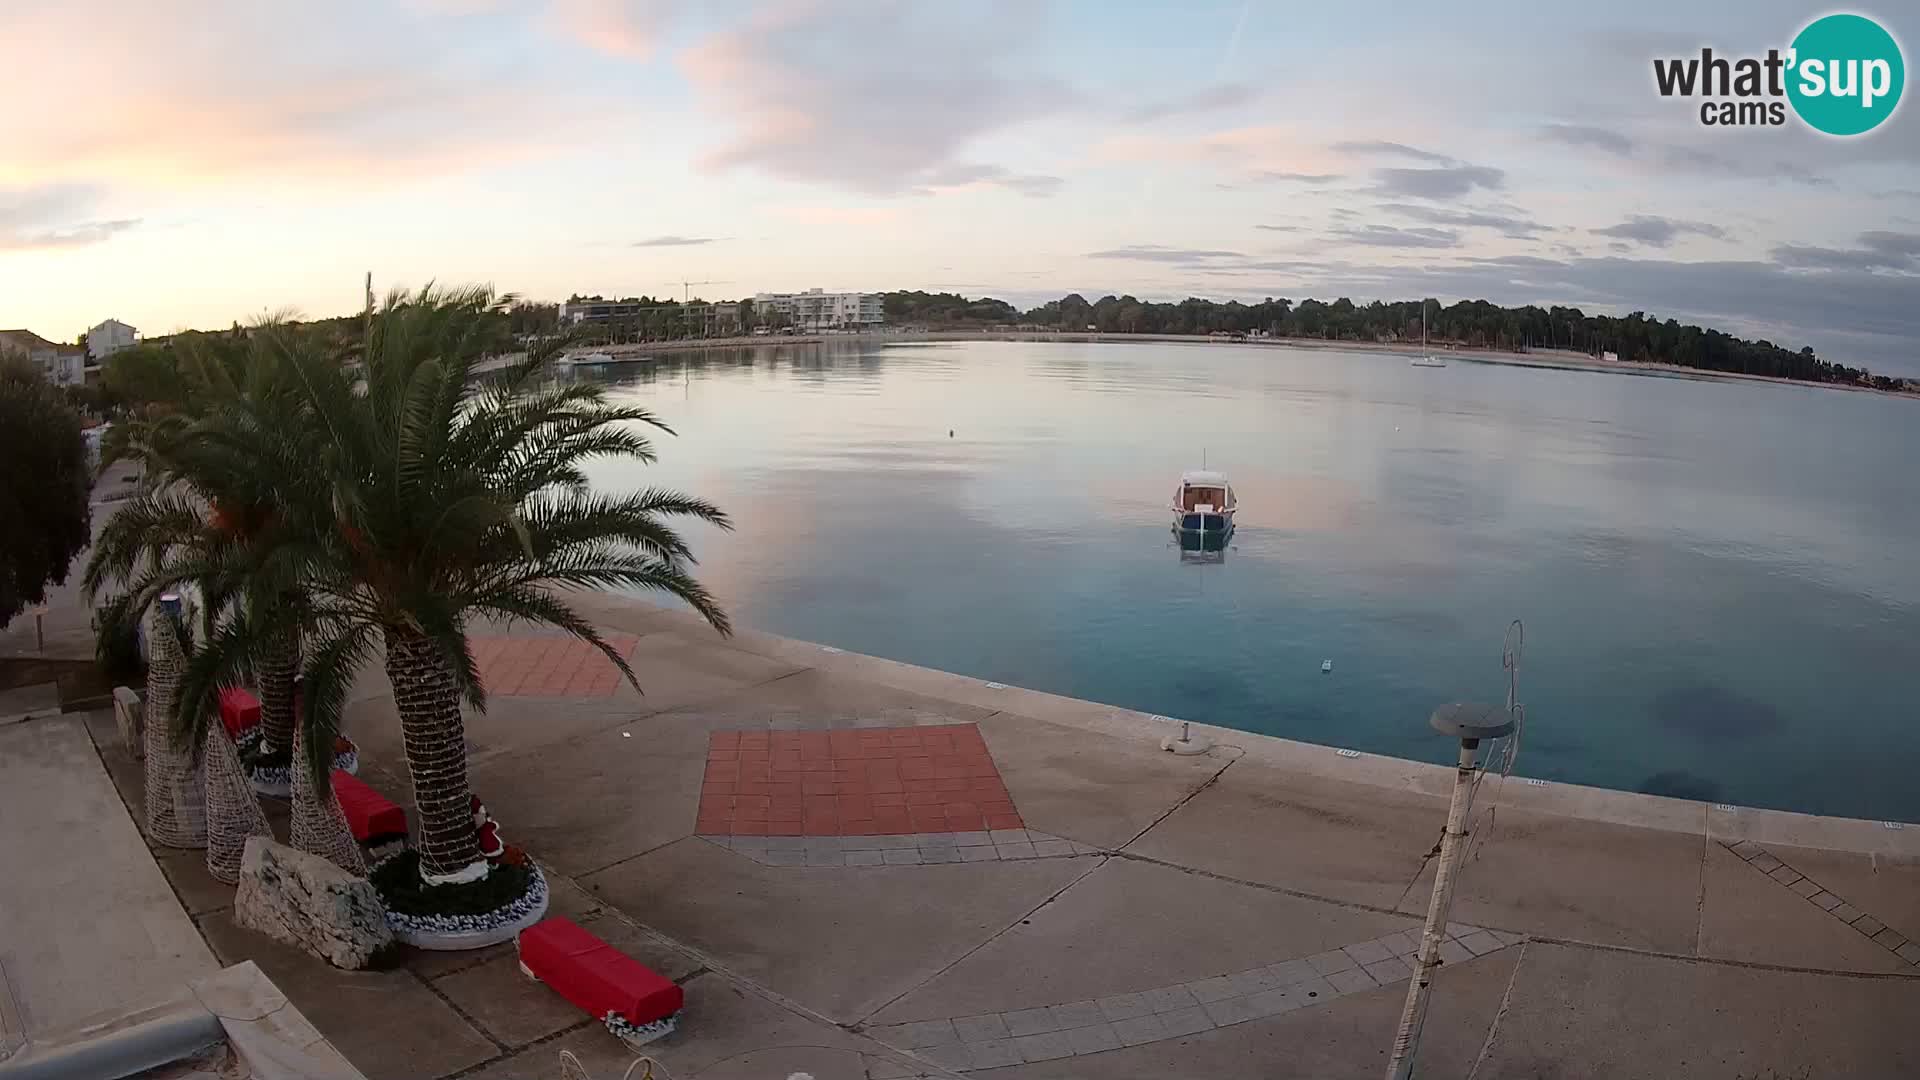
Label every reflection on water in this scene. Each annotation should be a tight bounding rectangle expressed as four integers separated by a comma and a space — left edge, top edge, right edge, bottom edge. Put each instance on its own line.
574, 338, 1920, 821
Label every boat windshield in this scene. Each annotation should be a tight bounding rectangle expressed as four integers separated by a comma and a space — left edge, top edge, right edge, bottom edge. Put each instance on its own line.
1180, 486, 1227, 510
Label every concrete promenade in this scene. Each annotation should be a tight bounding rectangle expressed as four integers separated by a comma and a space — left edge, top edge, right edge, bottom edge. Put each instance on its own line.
55, 592, 1920, 1078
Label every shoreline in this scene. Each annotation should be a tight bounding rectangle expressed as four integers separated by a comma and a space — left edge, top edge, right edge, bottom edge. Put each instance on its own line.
559, 329, 1916, 399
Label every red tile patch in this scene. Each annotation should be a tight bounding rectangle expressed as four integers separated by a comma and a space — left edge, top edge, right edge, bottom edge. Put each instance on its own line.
472, 635, 639, 698
698, 725, 1024, 836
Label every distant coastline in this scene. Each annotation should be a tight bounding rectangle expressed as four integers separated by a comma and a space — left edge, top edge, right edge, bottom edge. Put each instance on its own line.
560, 329, 1918, 399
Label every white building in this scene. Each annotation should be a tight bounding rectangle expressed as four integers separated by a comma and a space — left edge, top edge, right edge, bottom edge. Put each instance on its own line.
751, 289, 884, 331
87, 318, 138, 360
0, 329, 87, 386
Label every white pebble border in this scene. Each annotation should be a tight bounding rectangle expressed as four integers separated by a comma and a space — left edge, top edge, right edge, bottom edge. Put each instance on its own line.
865, 922, 1525, 1071
699, 829, 1101, 867
380, 858, 550, 949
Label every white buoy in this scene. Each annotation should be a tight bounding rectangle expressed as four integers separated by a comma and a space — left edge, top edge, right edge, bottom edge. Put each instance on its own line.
1321, 660, 1333, 673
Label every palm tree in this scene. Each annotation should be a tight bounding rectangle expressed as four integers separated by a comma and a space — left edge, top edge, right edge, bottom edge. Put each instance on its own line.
192, 286, 731, 892
85, 328, 360, 863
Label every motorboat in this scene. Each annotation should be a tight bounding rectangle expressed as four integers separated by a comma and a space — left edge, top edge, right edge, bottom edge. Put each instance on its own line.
1171, 469, 1237, 538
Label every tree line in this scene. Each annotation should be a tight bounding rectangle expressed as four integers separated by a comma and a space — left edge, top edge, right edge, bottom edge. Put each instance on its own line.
883, 290, 1904, 391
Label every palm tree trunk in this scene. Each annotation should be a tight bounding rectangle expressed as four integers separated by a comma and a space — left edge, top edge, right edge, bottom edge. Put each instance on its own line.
383, 626, 483, 882
256, 623, 298, 755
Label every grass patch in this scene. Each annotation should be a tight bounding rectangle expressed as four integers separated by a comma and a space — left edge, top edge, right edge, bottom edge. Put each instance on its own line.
371, 849, 535, 918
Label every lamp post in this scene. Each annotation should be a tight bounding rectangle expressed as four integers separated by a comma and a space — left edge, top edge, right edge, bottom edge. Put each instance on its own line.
1383, 702, 1513, 1079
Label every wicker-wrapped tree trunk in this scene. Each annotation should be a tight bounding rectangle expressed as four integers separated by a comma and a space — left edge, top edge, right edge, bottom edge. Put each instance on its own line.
385, 627, 483, 882
290, 722, 366, 875
256, 623, 298, 757
143, 607, 207, 848
203, 723, 272, 883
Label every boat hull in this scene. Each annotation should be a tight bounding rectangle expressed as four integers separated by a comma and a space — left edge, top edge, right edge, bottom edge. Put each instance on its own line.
1174, 512, 1234, 534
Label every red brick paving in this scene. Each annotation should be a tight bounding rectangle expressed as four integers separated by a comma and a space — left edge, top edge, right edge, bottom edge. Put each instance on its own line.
697, 724, 1025, 837
471, 634, 639, 698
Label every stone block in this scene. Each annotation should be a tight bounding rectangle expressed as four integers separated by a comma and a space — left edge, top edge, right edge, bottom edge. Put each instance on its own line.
234, 836, 392, 969
113, 686, 144, 759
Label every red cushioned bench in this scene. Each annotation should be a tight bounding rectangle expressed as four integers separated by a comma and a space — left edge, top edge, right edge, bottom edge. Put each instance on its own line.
331, 769, 407, 845
219, 687, 261, 739
517, 917, 682, 1042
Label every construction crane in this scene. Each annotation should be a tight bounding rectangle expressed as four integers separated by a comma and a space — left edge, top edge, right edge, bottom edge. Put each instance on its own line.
661, 281, 738, 338
664, 280, 733, 303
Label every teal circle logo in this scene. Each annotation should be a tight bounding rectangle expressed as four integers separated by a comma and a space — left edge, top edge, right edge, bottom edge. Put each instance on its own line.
1787, 14, 1905, 136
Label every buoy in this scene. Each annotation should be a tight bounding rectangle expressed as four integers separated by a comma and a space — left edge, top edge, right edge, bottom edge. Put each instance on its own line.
1321, 660, 1333, 674
949, 429, 954, 437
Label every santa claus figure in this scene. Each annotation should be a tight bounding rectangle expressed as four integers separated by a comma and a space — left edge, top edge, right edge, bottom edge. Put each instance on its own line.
471, 795, 505, 860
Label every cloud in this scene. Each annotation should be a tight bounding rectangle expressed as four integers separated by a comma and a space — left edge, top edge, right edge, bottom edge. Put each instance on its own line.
1247, 171, 1341, 185
1372, 165, 1506, 200
0, 183, 139, 251
1540, 123, 1634, 156
1535, 123, 1833, 186
681, 3, 1073, 196
1331, 140, 1454, 164
1125, 82, 1256, 123
1860, 231, 1920, 258
1377, 203, 1550, 237
0, 4, 599, 190
546, 0, 671, 57
631, 234, 721, 247
1255, 224, 1301, 232
917, 163, 1062, 197
1591, 215, 1729, 248
1087, 245, 1244, 263
1770, 231, 1920, 272
1330, 225, 1461, 249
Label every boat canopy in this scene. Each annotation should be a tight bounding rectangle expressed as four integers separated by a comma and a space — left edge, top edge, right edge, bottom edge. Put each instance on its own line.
1180, 469, 1229, 486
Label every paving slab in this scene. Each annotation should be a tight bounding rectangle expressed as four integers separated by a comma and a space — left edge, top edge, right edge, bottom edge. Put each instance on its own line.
461, 970, 876, 1080
976, 711, 1225, 851
1471, 940, 1920, 1078
872, 856, 1410, 1022
463, 714, 712, 877
0, 715, 217, 1039
0, 680, 60, 723
1123, 756, 1442, 908
581, 835, 1092, 1023
671, 664, 998, 730
396, 871, 608, 982
1394, 804, 1706, 952
195, 910, 497, 1079
1758, 844, 1920, 947
1697, 842, 1905, 972
968, 946, 1521, 1079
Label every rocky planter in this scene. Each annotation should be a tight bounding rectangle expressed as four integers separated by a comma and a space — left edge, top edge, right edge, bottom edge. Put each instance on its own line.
234, 836, 394, 969
371, 850, 550, 951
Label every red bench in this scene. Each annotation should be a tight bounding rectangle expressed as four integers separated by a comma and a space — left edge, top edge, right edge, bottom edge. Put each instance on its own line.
219, 687, 261, 739
331, 769, 407, 844
517, 917, 683, 1030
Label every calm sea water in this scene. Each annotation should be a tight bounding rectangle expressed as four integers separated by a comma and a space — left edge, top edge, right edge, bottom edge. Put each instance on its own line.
576, 339, 1920, 823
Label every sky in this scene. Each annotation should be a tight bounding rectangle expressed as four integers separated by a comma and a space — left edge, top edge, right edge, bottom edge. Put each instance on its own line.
2, 0, 1918, 374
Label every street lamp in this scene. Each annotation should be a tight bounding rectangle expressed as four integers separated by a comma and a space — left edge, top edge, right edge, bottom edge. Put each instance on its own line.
1384, 622, 1523, 1080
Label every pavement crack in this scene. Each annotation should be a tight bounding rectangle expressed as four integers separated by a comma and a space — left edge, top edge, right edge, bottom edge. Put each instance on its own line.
1691, 825, 1711, 957
1118, 747, 1242, 853
1465, 939, 1527, 1080
854, 854, 1109, 1027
